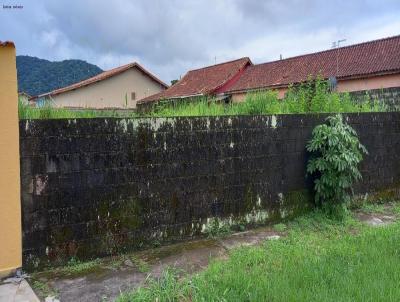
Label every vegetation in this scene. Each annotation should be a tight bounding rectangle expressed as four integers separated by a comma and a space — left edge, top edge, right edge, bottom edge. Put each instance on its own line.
31, 279, 58, 298
130, 256, 151, 273
117, 208, 400, 302
273, 223, 287, 232
306, 114, 368, 217
359, 200, 400, 215
17, 55, 102, 96
19, 78, 389, 119
62, 257, 102, 276
150, 77, 387, 117
18, 99, 138, 119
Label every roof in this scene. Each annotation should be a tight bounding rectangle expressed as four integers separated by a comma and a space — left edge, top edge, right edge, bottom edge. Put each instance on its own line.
0, 41, 15, 48
138, 57, 252, 104
34, 61, 168, 99
227, 35, 400, 93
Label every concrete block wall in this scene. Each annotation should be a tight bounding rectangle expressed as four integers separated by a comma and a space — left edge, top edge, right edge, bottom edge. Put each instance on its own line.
349, 87, 400, 110
19, 113, 400, 269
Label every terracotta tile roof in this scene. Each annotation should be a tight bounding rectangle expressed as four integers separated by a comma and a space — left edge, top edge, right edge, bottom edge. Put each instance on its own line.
0, 41, 15, 48
35, 62, 168, 99
138, 57, 252, 104
227, 35, 400, 93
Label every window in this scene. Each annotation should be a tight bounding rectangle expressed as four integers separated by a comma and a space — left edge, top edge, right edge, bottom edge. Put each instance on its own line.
131, 92, 136, 100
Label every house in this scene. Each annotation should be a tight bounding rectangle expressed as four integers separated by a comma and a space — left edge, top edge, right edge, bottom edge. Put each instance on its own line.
137, 57, 252, 109
139, 35, 400, 109
0, 41, 22, 277
31, 62, 168, 109
226, 35, 400, 102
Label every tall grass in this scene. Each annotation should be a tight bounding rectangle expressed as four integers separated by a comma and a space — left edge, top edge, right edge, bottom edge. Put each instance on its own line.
18, 100, 138, 119
19, 78, 389, 119
150, 78, 388, 117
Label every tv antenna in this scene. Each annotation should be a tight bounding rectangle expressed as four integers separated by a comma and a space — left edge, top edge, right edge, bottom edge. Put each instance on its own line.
332, 39, 346, 75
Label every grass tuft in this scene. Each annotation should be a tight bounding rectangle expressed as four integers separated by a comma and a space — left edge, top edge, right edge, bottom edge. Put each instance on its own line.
273, 223, 287, 232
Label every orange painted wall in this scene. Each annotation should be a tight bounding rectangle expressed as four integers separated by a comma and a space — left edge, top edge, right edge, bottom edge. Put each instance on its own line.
0, 43, 22, 277
337, 73, 400, 92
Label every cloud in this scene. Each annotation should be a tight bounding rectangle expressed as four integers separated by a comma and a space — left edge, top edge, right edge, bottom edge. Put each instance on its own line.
1, 0, 400, 83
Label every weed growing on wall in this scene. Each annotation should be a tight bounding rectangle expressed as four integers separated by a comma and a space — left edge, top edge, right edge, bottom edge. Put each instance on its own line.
306, 114, 368, 218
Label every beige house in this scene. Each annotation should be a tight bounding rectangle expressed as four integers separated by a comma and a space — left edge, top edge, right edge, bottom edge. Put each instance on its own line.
31, 62, 168, 109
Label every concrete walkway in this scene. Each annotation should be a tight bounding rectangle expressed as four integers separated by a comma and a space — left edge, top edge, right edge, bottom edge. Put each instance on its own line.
32, 226, 282, 302
0, 277, 39, 302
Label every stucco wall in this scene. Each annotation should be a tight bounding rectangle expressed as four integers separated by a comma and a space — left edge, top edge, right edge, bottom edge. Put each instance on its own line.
231, 92, 246, 103
337, 74, 400, 92
0, 44, 22, 277
49, 67, 165, 109
230, 88, 287, 102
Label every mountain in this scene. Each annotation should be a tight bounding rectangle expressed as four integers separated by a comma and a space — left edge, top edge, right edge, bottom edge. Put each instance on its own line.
16, 55, 103, 96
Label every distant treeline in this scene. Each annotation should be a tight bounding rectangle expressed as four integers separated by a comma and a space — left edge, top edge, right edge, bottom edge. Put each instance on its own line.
17, 55, 103, 96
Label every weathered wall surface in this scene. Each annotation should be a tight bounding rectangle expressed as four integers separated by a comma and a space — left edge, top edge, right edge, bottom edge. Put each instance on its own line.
0, 42, 22, 278
20, 113, 400, 269
349, 87, 400, 110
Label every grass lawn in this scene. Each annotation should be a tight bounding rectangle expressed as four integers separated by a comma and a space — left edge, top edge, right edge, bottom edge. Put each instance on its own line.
117, 208, 400, 302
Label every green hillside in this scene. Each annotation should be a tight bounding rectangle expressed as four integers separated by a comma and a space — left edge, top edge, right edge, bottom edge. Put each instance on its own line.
17, 55, 103, 96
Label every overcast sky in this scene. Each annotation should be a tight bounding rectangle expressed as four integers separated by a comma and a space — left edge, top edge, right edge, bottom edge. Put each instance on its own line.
1, 0, 400, 84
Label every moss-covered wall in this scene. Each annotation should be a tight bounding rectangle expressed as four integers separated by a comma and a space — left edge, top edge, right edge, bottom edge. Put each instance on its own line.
19, 113, 400, 269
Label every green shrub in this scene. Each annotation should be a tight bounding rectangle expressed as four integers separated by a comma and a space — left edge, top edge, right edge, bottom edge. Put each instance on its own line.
306, 114, 368, 217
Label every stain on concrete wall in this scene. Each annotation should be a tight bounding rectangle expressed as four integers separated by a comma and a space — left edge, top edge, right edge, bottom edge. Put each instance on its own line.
349, 87, 400, 110
19, 113, 400, 269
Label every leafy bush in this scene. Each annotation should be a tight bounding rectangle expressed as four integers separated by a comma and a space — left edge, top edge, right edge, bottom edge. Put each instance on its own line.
306, 114, 368, 216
